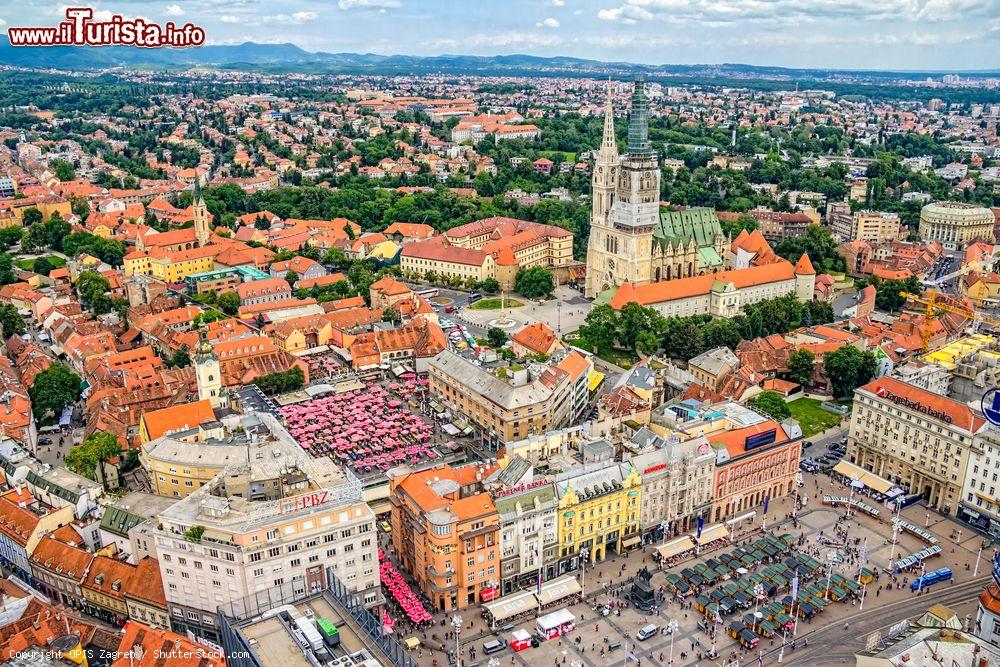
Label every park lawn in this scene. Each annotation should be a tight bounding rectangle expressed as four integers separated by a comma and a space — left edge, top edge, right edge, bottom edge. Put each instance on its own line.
539, 150, 576, 163
16, 255, 67, 271
563, 331, 639, 368
469, 297, 524, 310
787, 397, 843, 437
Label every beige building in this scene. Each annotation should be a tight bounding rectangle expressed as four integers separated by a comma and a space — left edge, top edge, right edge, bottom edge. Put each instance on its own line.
630, 431, 715, 544
847, 376, 987, 514
919, 201, 995, 250
852, 210, 903, 244
151, 452, 379, 642
428, 350, 573, 450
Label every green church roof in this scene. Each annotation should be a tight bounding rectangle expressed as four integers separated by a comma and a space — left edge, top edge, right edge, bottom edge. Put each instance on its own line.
654, 207, 724, 251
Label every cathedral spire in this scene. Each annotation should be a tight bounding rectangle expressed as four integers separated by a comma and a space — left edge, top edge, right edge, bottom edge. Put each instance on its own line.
626, 76, 652, 155
597, 78, 619, 164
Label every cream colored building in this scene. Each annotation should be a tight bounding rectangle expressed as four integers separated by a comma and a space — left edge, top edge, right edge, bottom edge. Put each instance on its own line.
847, 376, 987, 514
852, 210, 903, 244
630, 431, 715, 544
919, 201, 994, 250
428, 351, 573, 449
151, 455, 379, 643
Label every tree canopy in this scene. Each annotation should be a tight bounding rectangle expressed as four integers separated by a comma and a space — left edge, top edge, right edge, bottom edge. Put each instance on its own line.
29, 363, 83, 421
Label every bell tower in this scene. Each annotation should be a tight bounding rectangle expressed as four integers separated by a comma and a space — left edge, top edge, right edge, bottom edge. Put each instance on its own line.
194, 325, 225, 408
585, 79, 621, 298
192, 178, 211, 248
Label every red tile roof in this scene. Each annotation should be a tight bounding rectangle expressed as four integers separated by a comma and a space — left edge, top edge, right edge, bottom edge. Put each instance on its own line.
859, 376, 986, 432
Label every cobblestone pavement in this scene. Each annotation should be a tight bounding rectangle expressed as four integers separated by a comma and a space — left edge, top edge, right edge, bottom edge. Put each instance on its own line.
396, 472, 995, 667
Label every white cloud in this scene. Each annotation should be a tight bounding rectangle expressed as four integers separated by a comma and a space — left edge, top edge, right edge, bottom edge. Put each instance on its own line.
338, 0, 401, 9
596, 0, 1000, 26
536, 17, 560, 27
219, 14, 241, 23
427, 31, 564, 50
0, 18, 6, 27
549, 0, 565, 5
164, 4, 184, 16
263, 11, 319, 24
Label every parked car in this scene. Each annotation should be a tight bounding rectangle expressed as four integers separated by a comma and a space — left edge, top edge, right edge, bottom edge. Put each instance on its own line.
483, 639, 507, 654
637, 624, 658, 641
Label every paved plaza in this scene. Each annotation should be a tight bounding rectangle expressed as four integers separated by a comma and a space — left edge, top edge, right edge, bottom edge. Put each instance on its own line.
397, 471, 996, 667
456, 285, 591, 339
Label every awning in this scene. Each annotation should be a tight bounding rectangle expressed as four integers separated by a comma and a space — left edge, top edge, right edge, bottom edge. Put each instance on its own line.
694, 524, 730, 544
726, 510, 757, 525
832, 460, 893, 494
622, 535, 641, 549
851, 480, 865, 489
588, 370, 605, 392
536, 575, 582, 606
886, 488, 904, 498
657, 536, 695, 559
485, 591, 535, 623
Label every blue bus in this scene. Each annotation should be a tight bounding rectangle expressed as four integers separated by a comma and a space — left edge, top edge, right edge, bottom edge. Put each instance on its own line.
911, 568, 953, 591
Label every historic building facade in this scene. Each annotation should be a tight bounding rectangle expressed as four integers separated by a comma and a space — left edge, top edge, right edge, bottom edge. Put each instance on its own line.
585, 79, 728, 298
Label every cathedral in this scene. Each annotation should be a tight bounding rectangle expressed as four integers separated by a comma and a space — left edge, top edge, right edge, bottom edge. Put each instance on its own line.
585, 78, 729, 299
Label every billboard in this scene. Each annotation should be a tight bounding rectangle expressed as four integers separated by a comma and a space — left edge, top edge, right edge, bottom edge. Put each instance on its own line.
744, 429, 777, 451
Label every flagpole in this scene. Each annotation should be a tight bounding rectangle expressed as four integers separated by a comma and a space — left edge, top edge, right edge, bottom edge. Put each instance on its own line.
975, 543, 983, 577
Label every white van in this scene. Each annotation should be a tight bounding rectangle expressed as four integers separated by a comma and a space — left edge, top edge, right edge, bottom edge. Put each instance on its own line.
636, 624, 658, 641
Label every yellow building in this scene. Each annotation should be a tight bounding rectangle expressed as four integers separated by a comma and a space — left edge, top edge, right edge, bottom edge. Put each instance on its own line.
148, 245, 219, 282
962, 272, 1000, 306
0, 196, 72, 225
555, 462, 641, 572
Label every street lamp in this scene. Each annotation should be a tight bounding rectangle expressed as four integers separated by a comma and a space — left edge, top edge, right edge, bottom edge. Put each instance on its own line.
578, 546, 588, 597
667, 619, 680, 665
451, 615, 462, 667
925, 512, 931, 528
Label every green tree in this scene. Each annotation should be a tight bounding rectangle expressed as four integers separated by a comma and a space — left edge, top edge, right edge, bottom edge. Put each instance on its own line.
21, 207, 42, 226
513, 266, 554, 299
52, 160, 75, 182
382, 307, 401, 323
254, 366, 306, 395
872, 279, 907, 312
0, 227, 22, 251
747, 390, 792, 421
0, 303, 26, 337
284, 270, 299, 286
788, 348, 815, 387
217, 291, 240, 316
0, 254, 16, 285
578, 304, 618, 353
487, 326, 508, 348
165, 346, 191, 369
31, 256, 53, 276
29, 363, 83, 421
824, 345, 878, 399
479, 278, 500, 295
64, 430, 121, 480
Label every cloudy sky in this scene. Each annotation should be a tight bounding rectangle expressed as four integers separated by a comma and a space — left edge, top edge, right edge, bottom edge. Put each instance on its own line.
5, 0, 999, 70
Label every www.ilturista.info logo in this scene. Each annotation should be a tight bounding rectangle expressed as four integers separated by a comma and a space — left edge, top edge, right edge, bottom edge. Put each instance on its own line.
8, 8, 206, 48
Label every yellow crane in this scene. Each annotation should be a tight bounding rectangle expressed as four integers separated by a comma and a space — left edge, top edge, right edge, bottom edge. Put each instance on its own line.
900, 290, 1000, 351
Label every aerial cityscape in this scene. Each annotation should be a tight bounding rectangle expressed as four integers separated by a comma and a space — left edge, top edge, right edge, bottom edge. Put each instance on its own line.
0, 3, 999, 667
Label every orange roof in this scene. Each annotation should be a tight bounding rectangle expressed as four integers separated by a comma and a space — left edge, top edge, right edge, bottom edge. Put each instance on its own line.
126, 557, 166, 607
0, 497, 41, 546
556, 350, 591, 382
511, 322, 558, 355
710, 420, 789, 458
83, 555, 135, 601
112, 620, 225, 667
384, 221, 435, 239
794, 253, 816, 275
609, 260, 796, 308
30, 535, 93, 580
859, 376, 986, 432
762, 378, 799, 393
141, 399, 216, 440
370, 275, 411, 297
401, 240, 489, 266
394, 463, 498, 521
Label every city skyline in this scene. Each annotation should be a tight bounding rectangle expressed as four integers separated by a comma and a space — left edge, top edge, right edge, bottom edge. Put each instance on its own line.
2, 0, 998, 71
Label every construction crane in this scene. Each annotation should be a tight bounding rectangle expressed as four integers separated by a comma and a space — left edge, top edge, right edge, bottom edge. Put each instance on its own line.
900, 290, 1000, 351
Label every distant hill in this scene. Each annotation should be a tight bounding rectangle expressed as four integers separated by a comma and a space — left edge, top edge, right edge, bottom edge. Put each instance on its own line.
1, 38, 998, 80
